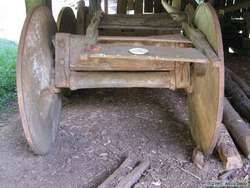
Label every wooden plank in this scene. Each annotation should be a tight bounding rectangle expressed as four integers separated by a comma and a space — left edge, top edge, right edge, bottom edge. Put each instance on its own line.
216, 124, 243, 170
99, 14, 177, 28
223, 98, 250, 159
69, 72, 176, 90
71, 45, 207, 71
97, 35, 192, 48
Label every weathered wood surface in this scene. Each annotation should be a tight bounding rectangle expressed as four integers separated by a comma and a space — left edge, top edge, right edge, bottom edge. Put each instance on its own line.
99, 13, 181, 36
17, 6, 61, 155
71, 44, 207, 71
117, 0, 127, 14
185, 3, 224, 154
116, 160, 150, 188
99, 13, 178, 27
98, 34, 192, 48
57, 7, 76, 34
223, 98, 250, 158
216, 124, 243, 170
69, 72, 176, 90
85, 10, 103, 46
98, 155, 139, 188
55, 33, 70, 88
225, 69, 250, 122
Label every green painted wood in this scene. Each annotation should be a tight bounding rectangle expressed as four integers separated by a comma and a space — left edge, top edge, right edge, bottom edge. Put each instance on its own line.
25, 0, 51, 13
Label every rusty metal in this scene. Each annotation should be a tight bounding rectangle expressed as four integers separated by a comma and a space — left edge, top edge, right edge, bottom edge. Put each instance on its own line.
16, 6, 61, 154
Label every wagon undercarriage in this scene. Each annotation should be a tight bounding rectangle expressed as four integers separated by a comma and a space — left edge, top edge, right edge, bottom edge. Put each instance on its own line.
17, 0, 224, 157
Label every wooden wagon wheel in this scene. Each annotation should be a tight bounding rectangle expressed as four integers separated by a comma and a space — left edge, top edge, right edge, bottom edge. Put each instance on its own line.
57, 7, 76, 33
17, 6, 62, 154
187, 3, 224, 154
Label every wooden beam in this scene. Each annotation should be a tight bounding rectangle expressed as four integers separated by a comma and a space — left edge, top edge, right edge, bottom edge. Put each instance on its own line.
223, 98, 250, 159
116, 160, 150, 188
182, 23, 221, 64
97, 35, 192, 48
69, 72, 176, 90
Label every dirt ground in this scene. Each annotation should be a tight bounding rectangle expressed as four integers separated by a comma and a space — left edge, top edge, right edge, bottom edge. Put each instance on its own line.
0, 54, 250, 188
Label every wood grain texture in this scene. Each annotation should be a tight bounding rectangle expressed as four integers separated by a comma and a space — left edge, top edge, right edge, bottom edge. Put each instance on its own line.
98, 34, 192, 47
55, 33, 70, 88
71, 44, 208, 71
99, 13, 181, 36
69, 72, 176, 90
186, 3, 224, 154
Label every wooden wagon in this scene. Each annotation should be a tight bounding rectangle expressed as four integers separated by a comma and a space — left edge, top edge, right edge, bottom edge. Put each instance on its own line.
17, 0, 225, 156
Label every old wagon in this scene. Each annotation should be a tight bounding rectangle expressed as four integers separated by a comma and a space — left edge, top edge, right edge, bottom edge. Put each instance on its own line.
17, 0, 225, 156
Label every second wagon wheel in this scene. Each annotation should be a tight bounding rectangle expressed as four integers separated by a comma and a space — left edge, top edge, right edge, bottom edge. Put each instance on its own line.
187, 3, 224, 154
17, 6, 62, 154
57, 6, 76, 33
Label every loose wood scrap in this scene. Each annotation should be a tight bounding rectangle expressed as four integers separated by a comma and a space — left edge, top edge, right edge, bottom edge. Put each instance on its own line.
116, 160, 150, 188
98, 155, 150, 188
225, 69, 250, 122
98, 155, 139, 188
216, 124, 243, 171
223, 98, 250, 159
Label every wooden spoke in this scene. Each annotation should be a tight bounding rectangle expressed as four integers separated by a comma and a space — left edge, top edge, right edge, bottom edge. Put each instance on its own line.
17, 6, 62, 154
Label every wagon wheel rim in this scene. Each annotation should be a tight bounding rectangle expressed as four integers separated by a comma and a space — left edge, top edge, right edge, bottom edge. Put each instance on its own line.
17, 6, 61, 154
